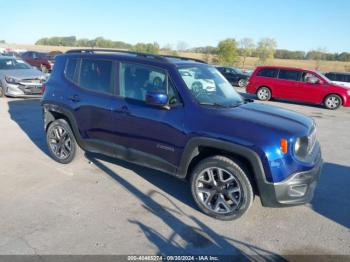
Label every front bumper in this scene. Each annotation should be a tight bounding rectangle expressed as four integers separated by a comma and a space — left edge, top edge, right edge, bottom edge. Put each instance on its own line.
5, 82, 42, 98
259, 157, 323, 207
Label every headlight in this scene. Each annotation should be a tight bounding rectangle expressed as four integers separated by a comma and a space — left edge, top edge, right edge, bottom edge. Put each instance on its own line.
5, 76, 18, 84
294, 136, 309, 161
294, 130, 317, 162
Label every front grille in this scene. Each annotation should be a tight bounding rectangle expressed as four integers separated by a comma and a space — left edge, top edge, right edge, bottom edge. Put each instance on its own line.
20, 78, 44, 84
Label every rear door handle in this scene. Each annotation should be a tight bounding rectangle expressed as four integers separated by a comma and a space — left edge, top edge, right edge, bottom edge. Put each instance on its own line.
69, 95, 80, 102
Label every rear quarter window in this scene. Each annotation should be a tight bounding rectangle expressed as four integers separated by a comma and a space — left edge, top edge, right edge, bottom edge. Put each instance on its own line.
256, 68, 278, 78
64, 58, 79, 83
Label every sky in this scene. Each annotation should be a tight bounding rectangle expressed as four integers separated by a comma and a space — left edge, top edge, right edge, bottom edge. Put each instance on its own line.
1, 0, 350, 52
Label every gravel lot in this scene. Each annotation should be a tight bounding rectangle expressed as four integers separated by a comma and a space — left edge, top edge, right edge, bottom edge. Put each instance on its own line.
0, 93, 349, 258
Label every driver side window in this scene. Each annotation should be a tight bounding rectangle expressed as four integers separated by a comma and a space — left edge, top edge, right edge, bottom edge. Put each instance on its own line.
119, 63, 180, 105
303, 72, 320, 84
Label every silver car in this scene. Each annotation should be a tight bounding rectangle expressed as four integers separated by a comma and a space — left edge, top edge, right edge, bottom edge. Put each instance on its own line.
0, 56, 46, 97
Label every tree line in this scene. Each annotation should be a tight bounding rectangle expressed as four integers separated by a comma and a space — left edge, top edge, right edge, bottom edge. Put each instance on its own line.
192, 38, 350, 63
35, 36, 350, 66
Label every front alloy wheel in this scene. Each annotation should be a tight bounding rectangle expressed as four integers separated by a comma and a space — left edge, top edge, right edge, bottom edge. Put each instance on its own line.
324, 94, 342, 110
195, 167, 242, 214
191, 156, 253, 220
256, 87, 271, 101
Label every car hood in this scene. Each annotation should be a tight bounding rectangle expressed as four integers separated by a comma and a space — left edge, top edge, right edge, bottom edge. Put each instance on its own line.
0, 69, 45, 80
211, 102, 314, 142
330, 81, 350, 89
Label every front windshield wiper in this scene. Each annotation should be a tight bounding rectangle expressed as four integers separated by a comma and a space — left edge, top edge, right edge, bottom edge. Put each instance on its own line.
199, 102, 242, 108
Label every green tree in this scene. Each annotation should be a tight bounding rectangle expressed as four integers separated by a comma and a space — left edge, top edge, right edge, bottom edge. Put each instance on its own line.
306, 48, 327, 69
337, 52, 350, 62
75, 38, 90, 47
216, 38, 238, 66
132, 42, 160, 54
256, 38, 277, 64
239, 38, 255, 69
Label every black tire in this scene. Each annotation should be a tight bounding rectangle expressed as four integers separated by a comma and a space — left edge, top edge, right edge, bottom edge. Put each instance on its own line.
324, 94, 342, 110
256, 86, 271, 101
46, 119, 78, 164
237, 78, 247, 88
190, 156, 254, 220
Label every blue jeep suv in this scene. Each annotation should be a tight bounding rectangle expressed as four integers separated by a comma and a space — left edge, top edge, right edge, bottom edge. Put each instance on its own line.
42, 49, 322, 220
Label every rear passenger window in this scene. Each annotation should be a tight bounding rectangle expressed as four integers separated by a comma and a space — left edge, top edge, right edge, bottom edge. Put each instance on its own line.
278, 70, 301, 81
256, 68, 278, 78
79, 59, 113, 94
65, 58, 78, 83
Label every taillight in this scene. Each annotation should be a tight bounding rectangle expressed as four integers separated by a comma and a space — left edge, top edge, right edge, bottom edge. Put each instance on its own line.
41, 83, 46, 94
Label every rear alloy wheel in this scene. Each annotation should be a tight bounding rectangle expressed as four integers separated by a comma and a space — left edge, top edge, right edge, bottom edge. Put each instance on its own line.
324, 94, 342, 110
256, 87, 271, 101
191, 156, 253, 220
237, 79, 247, 88
46, 119, 77, 164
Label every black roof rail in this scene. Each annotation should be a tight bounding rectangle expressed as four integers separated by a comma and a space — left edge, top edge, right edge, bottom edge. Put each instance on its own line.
65, 49, 207, 64
65, 48, 167, 61
162, 55, 207, 64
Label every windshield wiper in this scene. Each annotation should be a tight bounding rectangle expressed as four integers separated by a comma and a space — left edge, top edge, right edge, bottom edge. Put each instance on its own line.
199, 102, 242, 108
198, 102, 227, 108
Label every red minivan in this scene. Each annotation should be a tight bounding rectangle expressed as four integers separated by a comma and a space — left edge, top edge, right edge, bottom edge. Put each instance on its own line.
246, 66, 350, 109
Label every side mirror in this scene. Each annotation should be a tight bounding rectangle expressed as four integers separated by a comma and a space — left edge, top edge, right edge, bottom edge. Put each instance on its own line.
316, 79, 325, 85
145, 91, 169, 108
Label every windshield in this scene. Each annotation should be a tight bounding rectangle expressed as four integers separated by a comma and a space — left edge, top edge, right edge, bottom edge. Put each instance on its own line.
232, 67, 243, 74
178, 65, 243, 107
0, 58, 32, 70
316, 71, 332, 83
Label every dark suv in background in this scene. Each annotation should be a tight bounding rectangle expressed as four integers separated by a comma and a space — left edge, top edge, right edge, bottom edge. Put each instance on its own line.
216, 66, 250, 87
325, 72, 350, 88
42, 49, 322, 220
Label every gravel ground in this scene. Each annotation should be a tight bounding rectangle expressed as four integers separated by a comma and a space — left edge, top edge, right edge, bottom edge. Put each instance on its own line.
0, 93, 349, 259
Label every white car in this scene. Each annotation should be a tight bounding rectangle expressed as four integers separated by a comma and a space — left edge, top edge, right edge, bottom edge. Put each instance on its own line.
178, 69, 216, 92
325, 72, 350, 88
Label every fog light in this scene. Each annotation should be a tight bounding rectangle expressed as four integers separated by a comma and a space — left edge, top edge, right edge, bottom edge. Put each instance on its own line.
289, 184, 307, 197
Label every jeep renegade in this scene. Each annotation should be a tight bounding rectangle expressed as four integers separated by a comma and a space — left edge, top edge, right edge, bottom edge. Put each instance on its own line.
42, 49, 322, 220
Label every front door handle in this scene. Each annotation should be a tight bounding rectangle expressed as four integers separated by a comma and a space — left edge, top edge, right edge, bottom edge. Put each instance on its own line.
69, 95, 80, 102
112, 105, 130, 114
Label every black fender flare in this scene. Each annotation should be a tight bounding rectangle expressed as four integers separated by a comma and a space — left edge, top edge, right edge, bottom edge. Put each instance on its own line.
176, 137, 276, 206
42, 101, 85, 149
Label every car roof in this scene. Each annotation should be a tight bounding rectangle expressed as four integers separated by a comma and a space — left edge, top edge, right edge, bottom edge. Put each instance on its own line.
255, 65, 322, 74
62, 49, 208, 67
